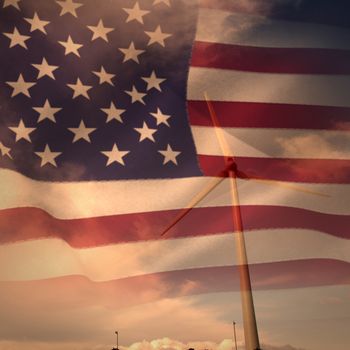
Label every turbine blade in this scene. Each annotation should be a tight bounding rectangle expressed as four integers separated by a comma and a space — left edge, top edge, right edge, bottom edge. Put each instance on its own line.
204, 92, 233, 164
237, 169, 329, 197
205, 92, 329, 198
160, 176, 225, 236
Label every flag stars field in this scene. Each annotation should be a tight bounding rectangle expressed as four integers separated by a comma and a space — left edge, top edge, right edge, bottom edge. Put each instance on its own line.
68, 120, 96, 143
123, 2, 150, 24
32, 58, 59, 80
56, 0, 83, 17
134, 122, 157, 142
58, 35, 83, 57
3, 27, 30, 49
33, 100, 62, 123
67, 78, 92, 99
87, 19, 114, 42
145, 25, 172, 46
158, 144, 180, 165
6, 74, 36, 98
2, 0, 21, 10
126, 86, 146, 104
93, 67, 115, 85
153, 0, 171, 6
101, 102, 126, 123
150, 108, 171, 127
101, 144, 130, 166
24, 13, 50, 34
0, 142, 12, 158
0, 1, 196, 178
35, 144, 62, 167
142, 71, 165, 91
9, 119, 35, 143
119, 42, 145, 63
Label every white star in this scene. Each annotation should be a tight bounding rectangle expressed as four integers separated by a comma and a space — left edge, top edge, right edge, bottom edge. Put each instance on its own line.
158, 144, 181, 165
56, 0, 83, 17
3, 27, 30, 49
67, 78, 92, 99
24, 12, 50, 34
33, 99, 62, 123
3, 0, 20, 10
125, 86, 146, 105
0, 142, 12, 159
9, 119, 35, 142
58, 35, 83, 57
87, 19, 114, 42
101, 102, 125, 123
134, 122, 157, 142
32, 58, 59, 79
68, 120, 96, 143
35, 144, 62, 167
150, 108, 171, 127
145, 25, 172, 46
142, 70, 165, 91
6, 74, 36, 97
119, 42, 145, 63
123, 2, 150, 24
101, 144, 130, 166
93, 67, 115, 85
153, 0, 170, 5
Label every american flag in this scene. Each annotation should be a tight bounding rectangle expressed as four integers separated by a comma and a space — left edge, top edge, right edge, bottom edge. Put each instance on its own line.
0, 0, 349, 345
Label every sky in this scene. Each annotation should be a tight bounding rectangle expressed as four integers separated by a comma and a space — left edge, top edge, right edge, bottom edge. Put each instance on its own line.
1, 285, 350, 349
1, 0, 349, 349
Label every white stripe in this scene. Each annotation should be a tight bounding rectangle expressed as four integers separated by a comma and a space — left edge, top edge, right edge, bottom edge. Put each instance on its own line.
1, 169, 350, 217
188, 67, 350, 107
0, 229, 348, 282
197, 8, 350, 50
192, 126, 350, 159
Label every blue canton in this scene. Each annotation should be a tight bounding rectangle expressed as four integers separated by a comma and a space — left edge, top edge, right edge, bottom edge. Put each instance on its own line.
0, 0, 202, 181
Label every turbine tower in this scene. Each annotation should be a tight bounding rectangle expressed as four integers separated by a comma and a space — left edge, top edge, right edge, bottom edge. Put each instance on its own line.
161, 93, 326, 349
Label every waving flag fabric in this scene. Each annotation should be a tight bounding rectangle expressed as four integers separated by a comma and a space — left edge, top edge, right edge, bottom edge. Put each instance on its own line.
0, 0, 350, 346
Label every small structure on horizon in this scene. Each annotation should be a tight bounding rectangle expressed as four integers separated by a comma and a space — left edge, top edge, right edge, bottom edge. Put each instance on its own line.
111, 331, 119, 350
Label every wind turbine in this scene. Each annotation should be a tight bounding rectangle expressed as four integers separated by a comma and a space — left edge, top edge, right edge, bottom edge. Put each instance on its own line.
161, 93, 327, 350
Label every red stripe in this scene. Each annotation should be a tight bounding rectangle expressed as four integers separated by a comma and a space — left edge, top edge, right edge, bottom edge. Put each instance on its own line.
191, 41, 350, 74
199, 155, 350, 184
0, 206, 348, 247
1, 260, 349, 309
188, 100, 350, 130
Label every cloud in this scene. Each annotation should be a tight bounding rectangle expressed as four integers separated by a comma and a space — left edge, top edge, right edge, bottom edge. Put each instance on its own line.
276, 133, 350, 160
1, 283, 349, 349
0, 339, 306, 350
262, 345, 306, 350
120, 338, 306, 350
275, 132, 350, 182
